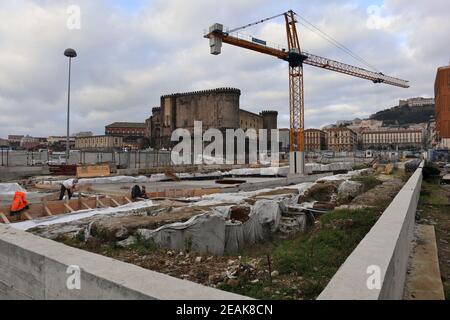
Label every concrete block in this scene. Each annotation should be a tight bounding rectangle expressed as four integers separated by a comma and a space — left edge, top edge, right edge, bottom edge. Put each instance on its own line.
0, 224, 250, 300
318, 162, 424, 300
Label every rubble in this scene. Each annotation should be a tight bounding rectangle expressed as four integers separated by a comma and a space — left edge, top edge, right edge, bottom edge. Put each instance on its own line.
298, 182, 338, 203
336, 180, 364, 204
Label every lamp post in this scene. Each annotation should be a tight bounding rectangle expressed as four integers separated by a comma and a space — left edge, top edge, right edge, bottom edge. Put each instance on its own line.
64, 48, 77, 160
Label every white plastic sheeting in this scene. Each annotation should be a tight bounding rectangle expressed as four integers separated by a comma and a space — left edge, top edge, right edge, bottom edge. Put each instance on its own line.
305, 162, 353, 173
0, 183, 26, 194
260, 166, 289, 176
337, 180, 364, 199
190, 181, 315, 207
11, 200, 155, 231
225, 200, 281, 253
226, 162, 353, 177
39, 176, 154, 186
42, 172, 226, 185
137, 213, 227, 255
137, 199, 282, 255
227, 168, 261, 176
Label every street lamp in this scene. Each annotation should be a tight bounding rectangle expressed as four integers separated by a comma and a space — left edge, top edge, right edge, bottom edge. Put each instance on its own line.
64, 48, 77, 160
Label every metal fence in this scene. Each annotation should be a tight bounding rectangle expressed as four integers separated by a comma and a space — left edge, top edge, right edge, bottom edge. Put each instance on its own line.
0, 149, 49, 167
68, 150, 172, 169
0, 150, 174, 169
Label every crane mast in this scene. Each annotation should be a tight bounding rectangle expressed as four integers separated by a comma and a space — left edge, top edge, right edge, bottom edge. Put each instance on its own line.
285, 10, 306, 173
205, 9, 409, 174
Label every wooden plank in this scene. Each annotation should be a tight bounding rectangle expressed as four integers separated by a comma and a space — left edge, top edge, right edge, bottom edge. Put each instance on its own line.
97, 198, 106, 208
64, 203, 75, 213
164, 169, 180, 181
22, 212, 33, 221
81, 200, 92, 210
124, 196, 132, 204
0, 212, 10, 224
109, 197, 120, 207
43, 205, 53, 216
77, 164, 110, 178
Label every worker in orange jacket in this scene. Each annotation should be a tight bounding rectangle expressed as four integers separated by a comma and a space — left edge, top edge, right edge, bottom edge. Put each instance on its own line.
10, 191, 29, 216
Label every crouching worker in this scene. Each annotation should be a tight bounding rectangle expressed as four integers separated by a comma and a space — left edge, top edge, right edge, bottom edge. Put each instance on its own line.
131, 184, 142, 200
131, 185, 149, 200
59, 178, 78, 201
10, 191, 29, 217
141, 186, 149, 199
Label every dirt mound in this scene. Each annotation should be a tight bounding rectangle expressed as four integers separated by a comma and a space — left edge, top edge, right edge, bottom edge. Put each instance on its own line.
350, 178, 403, 207
229, 206, 251, 223
89, 207, 206, 241
256, 188, 298, 197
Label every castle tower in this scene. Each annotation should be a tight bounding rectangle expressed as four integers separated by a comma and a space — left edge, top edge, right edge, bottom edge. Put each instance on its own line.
260, 110, 278, 130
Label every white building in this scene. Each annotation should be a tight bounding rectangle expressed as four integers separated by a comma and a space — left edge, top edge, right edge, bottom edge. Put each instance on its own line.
362, 129, 424, 150
399, 97, 435, 108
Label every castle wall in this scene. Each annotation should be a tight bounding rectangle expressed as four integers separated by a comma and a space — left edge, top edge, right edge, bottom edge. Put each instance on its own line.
239, 110, 264, 131
148, 88, 278, 149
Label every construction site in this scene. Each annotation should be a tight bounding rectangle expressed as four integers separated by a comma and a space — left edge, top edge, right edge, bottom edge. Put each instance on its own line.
1, 5, 449, 303
1, 155, 413, 299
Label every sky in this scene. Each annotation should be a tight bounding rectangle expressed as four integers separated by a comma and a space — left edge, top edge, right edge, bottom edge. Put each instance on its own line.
0, 0, 449, 138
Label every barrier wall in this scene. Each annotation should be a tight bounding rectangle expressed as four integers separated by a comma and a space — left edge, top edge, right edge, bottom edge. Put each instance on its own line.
318, 162, 424, 300
0, 225, 249, 300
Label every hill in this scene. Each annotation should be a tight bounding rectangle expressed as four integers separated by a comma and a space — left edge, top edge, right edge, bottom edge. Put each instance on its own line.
370, 104, 434, 125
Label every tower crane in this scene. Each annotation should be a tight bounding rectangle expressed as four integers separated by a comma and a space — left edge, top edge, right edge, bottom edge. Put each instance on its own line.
205, 10, 409, 174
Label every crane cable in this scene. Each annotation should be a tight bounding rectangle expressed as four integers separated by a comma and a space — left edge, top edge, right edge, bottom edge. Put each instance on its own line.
226, 10, 380, 73
227, 11, 287, 34
292, 11, 380, 72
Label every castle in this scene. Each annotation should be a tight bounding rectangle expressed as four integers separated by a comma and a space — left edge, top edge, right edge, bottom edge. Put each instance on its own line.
146, 88, 278, 149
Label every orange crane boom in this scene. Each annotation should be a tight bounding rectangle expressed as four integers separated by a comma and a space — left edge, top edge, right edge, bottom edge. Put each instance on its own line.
205, 10, 409, 174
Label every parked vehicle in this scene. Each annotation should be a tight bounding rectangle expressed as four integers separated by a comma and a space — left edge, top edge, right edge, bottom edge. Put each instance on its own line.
31, 159, 45, 166
47, 155, 67, 165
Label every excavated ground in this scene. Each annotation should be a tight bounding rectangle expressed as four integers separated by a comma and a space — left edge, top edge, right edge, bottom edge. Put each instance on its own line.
48, 170, 405, 300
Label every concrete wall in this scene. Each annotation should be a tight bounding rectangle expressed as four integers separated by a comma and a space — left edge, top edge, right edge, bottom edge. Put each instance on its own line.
0, 224, 249, 300
0, 166, 50, 182
318, 162, 424, 300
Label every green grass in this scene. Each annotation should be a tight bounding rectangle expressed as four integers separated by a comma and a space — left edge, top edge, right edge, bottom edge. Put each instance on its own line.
220, 207, 383, 299
57, 232, 159, 257
420, 183, 450, 205
352, 163, 371, 170
127, 238, 159, 255
272, 207, 381, 299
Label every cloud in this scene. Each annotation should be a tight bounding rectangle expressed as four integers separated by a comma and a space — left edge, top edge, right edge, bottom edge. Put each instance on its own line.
0, 0, 448, 138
